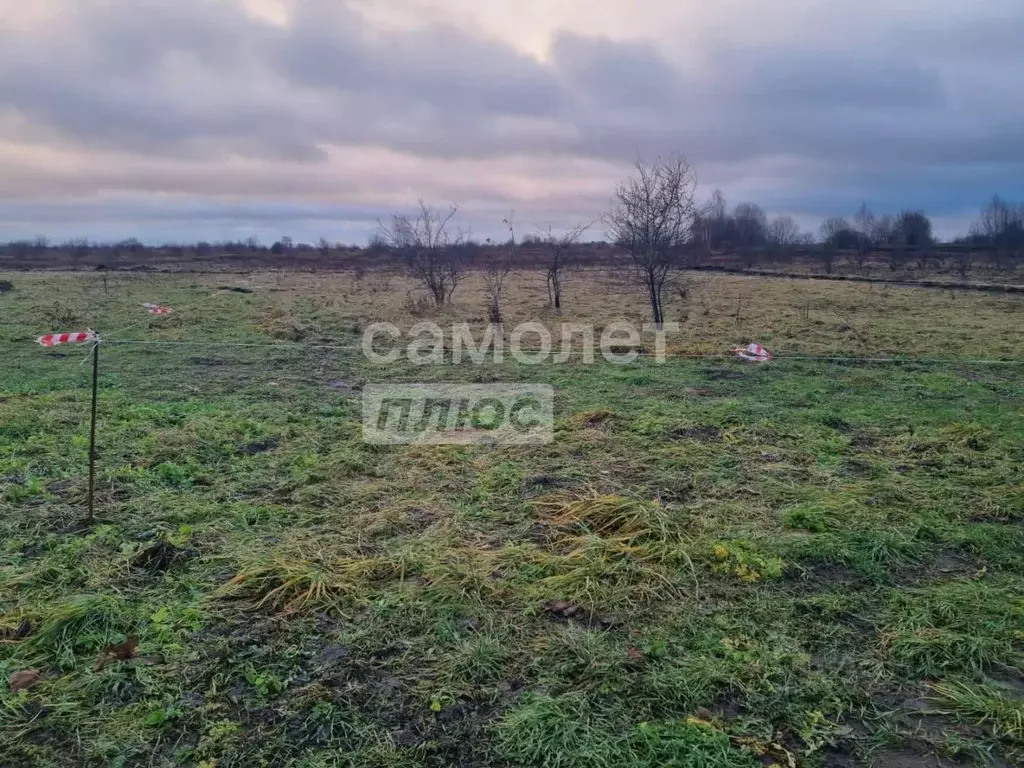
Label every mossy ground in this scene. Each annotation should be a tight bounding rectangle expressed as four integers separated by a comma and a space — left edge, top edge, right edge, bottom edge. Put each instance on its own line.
1, 269, 1022, 767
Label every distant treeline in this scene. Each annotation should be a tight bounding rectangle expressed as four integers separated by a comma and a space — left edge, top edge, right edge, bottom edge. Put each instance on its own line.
1, 194, 1022, 277
2, 239, 1022, 282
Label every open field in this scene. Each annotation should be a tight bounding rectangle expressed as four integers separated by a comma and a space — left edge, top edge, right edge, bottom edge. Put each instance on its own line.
1, 269, 1023, 767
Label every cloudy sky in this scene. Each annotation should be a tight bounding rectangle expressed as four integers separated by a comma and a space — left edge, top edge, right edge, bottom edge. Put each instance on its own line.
1, 0, 1022, 244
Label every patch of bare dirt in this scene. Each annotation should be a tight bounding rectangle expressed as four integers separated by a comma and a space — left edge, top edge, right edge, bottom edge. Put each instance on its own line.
898, 549, 983, 586
132, 541, 195, 572
791, 561, 867, 590
542, 600, 622, 630
850, 433, 880, 450
823, 416, 855, 433
326, 379, 357, 392
968, 511, 1023, 525
404, 507, 439, 532
866, 747, 960, 768
46, 479, 78, 494
236, 438, 279, 455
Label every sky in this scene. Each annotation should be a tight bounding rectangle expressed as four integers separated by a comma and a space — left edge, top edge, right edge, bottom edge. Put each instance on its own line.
0, 0, 1022, 244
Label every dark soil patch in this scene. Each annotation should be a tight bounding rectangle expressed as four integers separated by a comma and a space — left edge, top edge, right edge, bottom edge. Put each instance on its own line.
866, 747, 959, 768
850, 433, 880, 450
932, 551, 979, 576
671, 425, 722, 442
0, 280, 13, 293
988, 672, 1024, 698
841, 458, 879, 477
405, 507, 439, 531
823, 416, 855, 432
702, 368, 746, 381
314, 644, 350, 668
968, 511, 1023, 525
791, 561, 867, 591
236, 438, 279, 455
697, 689, 747, 722
187, 357, 226, 366
326, 379, 356, 392
44, 352, 68, 359
391, 727, 420, 748
606, 344, 647, 355
819, 743, 861, 768
542, 600, 621, 630
896, 708, 963, 741
899, 550, 981, 586
525, 474, 571, 488
131, 541, 194, 572
0, 619, 32, 641
46, 479, 77, 494
579, 410, 616, 428
218, 286, 254, 294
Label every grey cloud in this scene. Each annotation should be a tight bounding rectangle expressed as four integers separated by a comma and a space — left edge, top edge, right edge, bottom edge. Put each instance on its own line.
0, 0, 1023, 234
550, 33, 690, 109
722, 49, 945, 109
279, 2, 561, 117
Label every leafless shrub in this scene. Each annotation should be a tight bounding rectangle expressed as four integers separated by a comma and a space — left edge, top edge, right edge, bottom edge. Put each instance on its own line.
402, 291, 434, 317
538, 222, 591, 313
484, 215, 516, 324
377, 201, 466, 306
44, 301, 78, 327
366, 271, 392, 294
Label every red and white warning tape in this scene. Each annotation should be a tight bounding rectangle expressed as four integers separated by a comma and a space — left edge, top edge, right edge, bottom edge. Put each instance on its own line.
142, 303, 173, 315
37, 331, 98, 347
732, 342, 772, 362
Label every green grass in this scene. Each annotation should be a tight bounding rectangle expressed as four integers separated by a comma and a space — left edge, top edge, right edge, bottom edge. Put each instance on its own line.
1, 270, 1023, 767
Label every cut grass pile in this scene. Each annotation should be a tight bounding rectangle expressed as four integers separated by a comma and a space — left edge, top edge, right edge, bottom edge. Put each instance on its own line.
0, 269, 1022, 767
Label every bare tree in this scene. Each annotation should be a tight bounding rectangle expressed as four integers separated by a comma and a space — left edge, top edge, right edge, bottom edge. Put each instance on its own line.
891, 210, 933, 248
820, 216, 858, 249
971, 195, 1024, 247
539, 222, 591, 312
954, 249, 972, 279
693, 189, 727, 249
733, 203, 768, 246
605, 155, 697, 326
853, 202, 876, 269
378, 200, 465, 305
872, 214, 895, 246
766, 215, 801, 246
732, 202, 768, 267
484, 215, 516, 324
818, 217, 852, 274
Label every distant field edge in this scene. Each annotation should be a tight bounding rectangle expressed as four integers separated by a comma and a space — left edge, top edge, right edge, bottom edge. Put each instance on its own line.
1, 260, 1023, 293
686, 265, 1024, 292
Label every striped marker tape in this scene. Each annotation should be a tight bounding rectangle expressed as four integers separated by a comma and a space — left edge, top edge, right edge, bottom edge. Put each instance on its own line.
732, 343, 772, 362
37, 331, 98, 347
142, 303, 173, 315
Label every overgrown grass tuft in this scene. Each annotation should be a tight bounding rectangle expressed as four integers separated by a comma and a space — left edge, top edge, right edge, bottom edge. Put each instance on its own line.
216, 547, 400, 614
931, 680, 1024, 739
881, 581, 1024, 676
